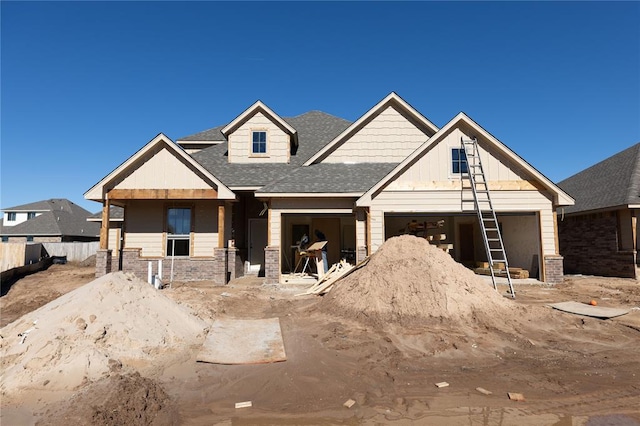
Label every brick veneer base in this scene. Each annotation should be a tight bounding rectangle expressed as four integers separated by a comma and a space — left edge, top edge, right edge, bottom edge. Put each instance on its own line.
559, 215, 637, 278
264, 246, 280, 284
543, 255, 564, 284
121, 248, 229, 284
95, 249, 113, 277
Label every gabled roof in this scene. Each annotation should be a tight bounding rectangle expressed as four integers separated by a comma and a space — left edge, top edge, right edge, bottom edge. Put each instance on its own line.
357, 112, 575, 207
303, 92, 439, 166
84, 133, 236, 201
558, 142, 640, 214
256, 163, 398, 196
221, 100, 298, 145
1, 199, 100, 237
191, 111, 351, 188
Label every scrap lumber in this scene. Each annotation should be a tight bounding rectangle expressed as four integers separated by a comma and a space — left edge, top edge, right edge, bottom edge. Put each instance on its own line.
507, 392, 525, 401
296, 260, 353, 296
474, 267, 529, 279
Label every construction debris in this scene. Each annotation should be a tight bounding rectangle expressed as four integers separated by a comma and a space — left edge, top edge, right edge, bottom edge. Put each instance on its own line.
476, 387, 492, 395
508, 392, 525, 401
235, 401, 252, 409
296, 260, 356, 296
435, 382, 450, 388
343, 399, 356, 408
474, 267, 530, 279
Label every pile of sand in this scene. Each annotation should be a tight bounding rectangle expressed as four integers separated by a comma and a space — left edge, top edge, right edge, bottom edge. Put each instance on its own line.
0, 272, 207, 398
39, 372, 179, 426
319, 235, 516, 327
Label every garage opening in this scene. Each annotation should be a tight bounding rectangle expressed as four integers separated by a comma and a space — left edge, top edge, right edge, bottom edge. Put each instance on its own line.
384, 213, 541, 278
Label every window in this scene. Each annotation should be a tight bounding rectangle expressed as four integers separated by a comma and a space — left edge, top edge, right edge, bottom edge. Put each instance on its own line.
7, 212, 16, 221
26, 236, 33, 242
1, 236, 8, 242
27, 212, 36, 220
167, 208, 191, 256
252, 131, 267, 154
452, 148, 468, 174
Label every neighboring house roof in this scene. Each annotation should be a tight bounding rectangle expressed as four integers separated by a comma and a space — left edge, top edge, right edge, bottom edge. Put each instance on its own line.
1, 199, 100, 237
256, 163, 398, 195
88, 206, 124, 221
557, 142, 640, 214
191, 111, 352, 188
357, 112, 575, 207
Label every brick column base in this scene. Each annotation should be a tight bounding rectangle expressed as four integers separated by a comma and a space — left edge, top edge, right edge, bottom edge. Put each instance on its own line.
544, 255, 564, 284
356, 246, 368, 264
227, 247, 243, 281
96, 249, 113, 277
265, 246, 280, 284
213, 248, 228, 286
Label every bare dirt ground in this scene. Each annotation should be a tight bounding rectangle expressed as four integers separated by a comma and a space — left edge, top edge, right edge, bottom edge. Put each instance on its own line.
1, 250, 639, 426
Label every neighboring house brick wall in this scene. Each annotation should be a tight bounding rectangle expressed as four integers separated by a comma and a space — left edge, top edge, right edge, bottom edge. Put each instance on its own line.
559, 214, 637, 278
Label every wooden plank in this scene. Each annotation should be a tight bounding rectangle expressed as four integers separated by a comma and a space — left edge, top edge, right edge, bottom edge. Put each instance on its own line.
99, 201, 110, 250
548, 301, 629, 319
108, 188, 218, 200
476, 387, 492, 395
218, 205, 225, 248
508, 392, 525, 401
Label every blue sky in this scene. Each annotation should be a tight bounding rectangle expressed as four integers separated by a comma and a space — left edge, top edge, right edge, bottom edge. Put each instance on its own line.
2, 1, 639, 213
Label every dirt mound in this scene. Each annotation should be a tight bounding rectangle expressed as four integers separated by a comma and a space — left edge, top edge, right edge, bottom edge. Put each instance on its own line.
79, 254, 96, 267
40, 372, 179, 426
319, 235, 516, 327
0, 272, 207, 399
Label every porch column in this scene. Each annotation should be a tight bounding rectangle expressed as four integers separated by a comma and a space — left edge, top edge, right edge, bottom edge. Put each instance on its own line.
218, 204, 225, 248
100, 200, 110, 250
355, 208, 368, 262
96, 199, 113, 277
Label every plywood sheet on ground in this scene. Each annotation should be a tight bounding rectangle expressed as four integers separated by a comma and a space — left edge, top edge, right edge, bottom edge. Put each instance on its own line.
197, 317, 286, 364
548, 301, 629, 319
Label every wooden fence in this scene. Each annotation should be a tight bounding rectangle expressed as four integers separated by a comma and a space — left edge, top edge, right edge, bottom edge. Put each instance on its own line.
42, 242, 100, 262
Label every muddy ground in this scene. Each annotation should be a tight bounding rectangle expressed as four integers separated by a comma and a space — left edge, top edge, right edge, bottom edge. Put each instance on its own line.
1, 263, 639, 425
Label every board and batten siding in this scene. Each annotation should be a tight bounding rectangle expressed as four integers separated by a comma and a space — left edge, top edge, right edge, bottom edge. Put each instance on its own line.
115, 148, 212, 190
390, 127, 528, 185
322, 106, 429, 164
369, 190, 556, 255
227, 112, 290, 164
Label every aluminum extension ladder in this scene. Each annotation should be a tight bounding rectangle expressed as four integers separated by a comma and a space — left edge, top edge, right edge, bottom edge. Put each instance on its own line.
461, 137, 515, 298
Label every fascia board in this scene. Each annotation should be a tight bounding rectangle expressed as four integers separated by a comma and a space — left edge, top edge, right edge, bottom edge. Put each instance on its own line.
84, 133, 236, 201
356, 112, 575, 207
303, 92, 439, 166
254, 192, 362, 198
221, 100, 296, 137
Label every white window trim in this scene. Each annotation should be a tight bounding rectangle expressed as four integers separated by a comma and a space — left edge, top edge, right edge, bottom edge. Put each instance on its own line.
449, 146, 469, 179
250, 129, 270, 157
